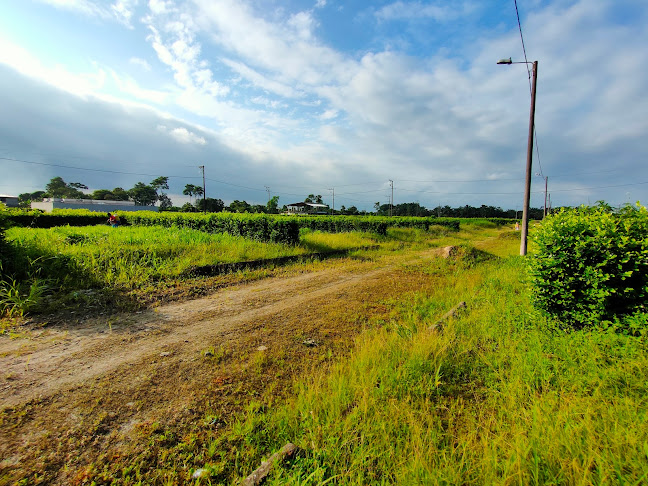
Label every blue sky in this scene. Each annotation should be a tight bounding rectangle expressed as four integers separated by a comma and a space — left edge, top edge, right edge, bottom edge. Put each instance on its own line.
0, 0, 646, 211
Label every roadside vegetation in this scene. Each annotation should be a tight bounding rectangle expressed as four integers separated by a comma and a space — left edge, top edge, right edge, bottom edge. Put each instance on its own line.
0, 224, 391, 318
1, 206, 646, 485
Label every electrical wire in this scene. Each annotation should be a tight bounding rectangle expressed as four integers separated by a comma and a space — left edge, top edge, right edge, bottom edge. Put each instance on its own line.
514, 0, 544, 177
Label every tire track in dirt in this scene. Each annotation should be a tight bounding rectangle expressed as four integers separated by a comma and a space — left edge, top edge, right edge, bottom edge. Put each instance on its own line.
0, 254, 425, 410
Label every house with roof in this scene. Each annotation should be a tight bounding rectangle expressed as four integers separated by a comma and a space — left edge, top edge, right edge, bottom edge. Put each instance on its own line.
31, 198, 158, 213
0, 194, 19, 207
285, 202, 329, 215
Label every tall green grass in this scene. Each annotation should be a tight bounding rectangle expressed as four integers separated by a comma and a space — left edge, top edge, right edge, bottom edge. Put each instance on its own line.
201, 252, 648, 484
4, 226, 384, 294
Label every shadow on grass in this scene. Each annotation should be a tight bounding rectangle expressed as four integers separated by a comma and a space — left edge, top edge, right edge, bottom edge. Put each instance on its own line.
1, 240, 141, 320
184, 246, 380, 277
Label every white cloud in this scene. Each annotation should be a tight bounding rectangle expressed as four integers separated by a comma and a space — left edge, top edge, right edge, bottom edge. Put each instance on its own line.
111, 71, 169, 104
221, 58, 298, 98
157, 125, 207, 145
129, 57, 152, 71
319, 109, 338, 120
193, 0, 355, 86
375, 1, 475, 22
37, 0, 138, 27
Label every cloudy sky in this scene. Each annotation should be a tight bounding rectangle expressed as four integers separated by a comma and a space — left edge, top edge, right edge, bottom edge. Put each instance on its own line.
0, 0, 646, 211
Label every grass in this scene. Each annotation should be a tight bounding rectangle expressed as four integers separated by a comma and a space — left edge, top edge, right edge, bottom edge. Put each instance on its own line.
1, 225, 386, 317
182, 237, 648, 485
3, 223, 646, 484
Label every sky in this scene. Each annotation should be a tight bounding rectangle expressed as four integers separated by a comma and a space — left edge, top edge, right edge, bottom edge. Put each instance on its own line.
0, 0, 646, 211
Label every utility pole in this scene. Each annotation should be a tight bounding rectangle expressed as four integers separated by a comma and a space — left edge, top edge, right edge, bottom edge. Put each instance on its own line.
543, 176, 548, 218
520, 61, 538, 255
389, 180, 393, 217
328, 188, 334, 214
265, 185, 271, 203
497, 58, 538, 256
199, 165, 206, 213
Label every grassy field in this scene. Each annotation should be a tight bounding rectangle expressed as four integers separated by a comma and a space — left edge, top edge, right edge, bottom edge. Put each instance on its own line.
2, 222, 646, 484
231, 257, 648, 484
1, 225, 396, 317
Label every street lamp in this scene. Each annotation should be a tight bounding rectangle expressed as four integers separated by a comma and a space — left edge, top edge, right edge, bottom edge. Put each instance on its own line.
498, 57, 538, 256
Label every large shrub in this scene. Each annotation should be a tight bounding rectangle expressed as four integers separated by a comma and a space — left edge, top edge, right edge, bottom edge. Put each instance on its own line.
528, 203, 648, 327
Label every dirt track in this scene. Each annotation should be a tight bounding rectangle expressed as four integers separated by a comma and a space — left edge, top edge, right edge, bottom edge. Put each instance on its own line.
0, 250, 440, 484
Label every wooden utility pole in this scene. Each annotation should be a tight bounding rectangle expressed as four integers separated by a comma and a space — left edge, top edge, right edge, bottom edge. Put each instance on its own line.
389, 180, 393, 217
520, 60, 538, 256
199, 165, 206, 213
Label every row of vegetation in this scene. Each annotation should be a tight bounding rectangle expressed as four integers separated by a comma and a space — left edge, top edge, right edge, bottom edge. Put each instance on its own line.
0, 223, 398, 317
17, 176, 547, 217
2, 209, 472, 240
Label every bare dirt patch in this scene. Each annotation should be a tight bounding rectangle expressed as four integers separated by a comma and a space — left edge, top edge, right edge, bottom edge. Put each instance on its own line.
0, 250, 443, 485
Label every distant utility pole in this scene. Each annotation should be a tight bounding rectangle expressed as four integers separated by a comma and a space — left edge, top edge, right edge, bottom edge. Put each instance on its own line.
389, 180, 393, 217
543, 176, 548, 218
328, 188, 334, 214
265, 185, 271, 203
199, 165, 206, 213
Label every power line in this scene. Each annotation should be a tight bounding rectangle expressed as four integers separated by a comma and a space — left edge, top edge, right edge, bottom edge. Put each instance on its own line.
513, 0, 543, 177
0, 156, 202, 180
3, 155, 645, 200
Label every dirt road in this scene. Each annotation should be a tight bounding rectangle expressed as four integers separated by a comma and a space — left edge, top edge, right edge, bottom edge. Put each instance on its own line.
0, 250, 440, 484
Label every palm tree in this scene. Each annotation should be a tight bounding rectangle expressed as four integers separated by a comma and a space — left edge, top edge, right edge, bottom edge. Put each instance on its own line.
183, 184, 197, 204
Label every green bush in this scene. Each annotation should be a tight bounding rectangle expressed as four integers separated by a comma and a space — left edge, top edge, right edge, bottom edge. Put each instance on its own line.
528, 203, 648, 327
123, 212, 301, 245
5, 208, 108, 228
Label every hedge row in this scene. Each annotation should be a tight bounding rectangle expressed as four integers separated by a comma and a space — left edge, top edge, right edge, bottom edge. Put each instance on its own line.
4, 209, 107, 228
287, 216, 461, 234
4, 210, 472, 244
528, 203, 648, 328
285, 216, 389, 235
122, 211, 301, 245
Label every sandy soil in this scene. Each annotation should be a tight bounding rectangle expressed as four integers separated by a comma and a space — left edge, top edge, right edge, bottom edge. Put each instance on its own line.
0, 250, 440, 484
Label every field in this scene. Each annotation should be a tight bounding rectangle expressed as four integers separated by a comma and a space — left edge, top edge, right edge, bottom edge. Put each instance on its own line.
1, 219, 647, 485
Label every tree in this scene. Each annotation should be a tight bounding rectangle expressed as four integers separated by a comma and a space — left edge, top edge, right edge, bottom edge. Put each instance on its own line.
44, 177, 87, 198
183, 184, 197, 203
45, 177, 68, 198
91, 189, 114, 200
183, 184, 204, 204
150, 176, 171, 207
128, 182, 157, 206
228, 200, 251, 213
158, 193, 173, 209
111, 187, 129, 201
68, 182, 88, 190
150, 176, 169, 192
181, 202, 197, 212
266, 195, 280, 214
196, 197, 224, 213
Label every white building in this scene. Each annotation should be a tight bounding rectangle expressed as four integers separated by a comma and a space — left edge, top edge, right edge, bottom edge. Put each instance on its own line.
31, 198, 158, 213
0, 194, 19, 207
286, 202, 329, 215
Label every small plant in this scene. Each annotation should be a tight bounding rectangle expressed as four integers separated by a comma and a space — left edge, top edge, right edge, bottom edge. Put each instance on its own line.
0, 259, 52, 317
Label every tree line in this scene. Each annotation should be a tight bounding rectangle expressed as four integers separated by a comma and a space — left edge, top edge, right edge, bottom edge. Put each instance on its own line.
17, 177, 543, 218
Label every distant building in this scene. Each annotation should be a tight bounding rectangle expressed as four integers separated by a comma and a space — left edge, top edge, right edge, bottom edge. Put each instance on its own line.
286, 202, 329, 215
31, 198, 158, 213
0, 194, 19, 207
